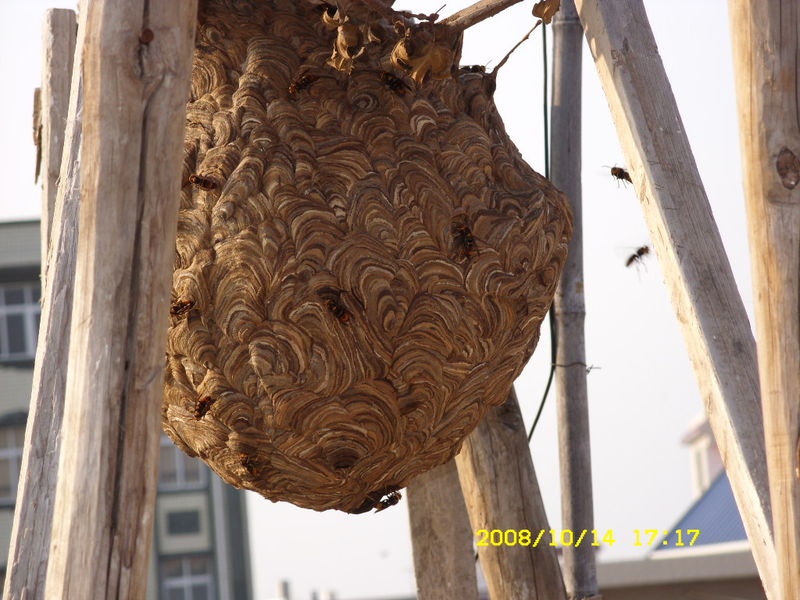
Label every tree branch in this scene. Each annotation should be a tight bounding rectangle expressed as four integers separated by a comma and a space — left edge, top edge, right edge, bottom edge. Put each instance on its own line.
441, 0, 525, 31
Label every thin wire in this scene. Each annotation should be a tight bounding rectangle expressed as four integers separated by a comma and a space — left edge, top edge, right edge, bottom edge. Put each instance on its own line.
527, 21, 554, 444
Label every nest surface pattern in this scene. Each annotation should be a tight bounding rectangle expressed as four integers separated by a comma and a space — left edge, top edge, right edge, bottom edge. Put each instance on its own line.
162, 0, 572, 513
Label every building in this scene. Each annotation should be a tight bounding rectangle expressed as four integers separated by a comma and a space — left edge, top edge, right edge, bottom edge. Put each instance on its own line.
597, 414, 766, 599
0, 219, 252, 600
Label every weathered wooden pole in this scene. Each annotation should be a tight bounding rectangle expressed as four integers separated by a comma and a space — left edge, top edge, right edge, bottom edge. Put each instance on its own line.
551, 1, 599, 599
572, 1, 778, 597
456, 387, 567, 600
43, 1, 197, 598
4, 8, 82, 599
38, 9, 77, 272
407, 460, 479, 600
728, 2, 800, 598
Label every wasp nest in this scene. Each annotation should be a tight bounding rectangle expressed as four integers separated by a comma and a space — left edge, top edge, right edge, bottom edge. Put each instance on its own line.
163, 0, 572, 513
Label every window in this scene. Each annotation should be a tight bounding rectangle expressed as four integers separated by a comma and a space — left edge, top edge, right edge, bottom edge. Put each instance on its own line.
168, 510, 201, 535
161, 554, 215, 600
0, 420, 26, 503
0, 282, 41, 361
159, 435, 207, 490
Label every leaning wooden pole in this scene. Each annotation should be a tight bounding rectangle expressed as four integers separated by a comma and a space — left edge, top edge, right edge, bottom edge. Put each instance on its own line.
38, 9, 76, 272
551, 2, 599, 599
43, 1, 197, 598
572, 1, 778, 597
728, 2, 800, 598
4, 8, 82, 599
407, 460, 479, 600
456, 388, 567, 600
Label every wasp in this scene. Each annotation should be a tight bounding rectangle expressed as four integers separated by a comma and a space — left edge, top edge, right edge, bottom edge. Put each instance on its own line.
380, 71, 412, 96
240, 453, 257, 476
349, 486, 402, 514
288, 72, 318, 96
323, 297, 352, 323
452, 221, 478, 260
610, 166, 632, 184
318, 288, 352, 323
374, 491, 402, 512
194, 396, 216, 420
463, 65, 486, 73
170, 298, 195, 317
625, 245, 650, 267
188, 174, 216, 190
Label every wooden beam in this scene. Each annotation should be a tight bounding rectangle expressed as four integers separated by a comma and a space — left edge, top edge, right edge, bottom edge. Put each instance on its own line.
43, 1, 197, 597
456, 388, 566, 600
572, 1, 778, 597
39, 9, 77, 273
3, 8, 82, 599
551, 1, 599, 598
407, 460, 479, 600
728, 2, 800, 597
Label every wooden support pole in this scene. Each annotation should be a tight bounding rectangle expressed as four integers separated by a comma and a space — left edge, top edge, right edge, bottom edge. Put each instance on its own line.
456, 388, 566, 600
728, 2, 800, 598
572, 1, 778, 597
407, 460, 479, 600
43, 2, 197, 598
39, 9, 77, 273
551, 2, 599, 599
4, 8, 82, 599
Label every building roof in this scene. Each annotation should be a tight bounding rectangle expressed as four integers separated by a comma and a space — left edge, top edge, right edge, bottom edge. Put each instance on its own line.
655, 470, 746, 551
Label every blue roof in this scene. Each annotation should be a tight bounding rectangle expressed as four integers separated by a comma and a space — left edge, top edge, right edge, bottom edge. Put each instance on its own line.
655, 471, 747, 550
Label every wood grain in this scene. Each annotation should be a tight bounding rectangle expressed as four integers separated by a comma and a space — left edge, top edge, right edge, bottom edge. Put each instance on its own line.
38, 9, 76, 272
455, 388, 566, 600
574, 0, 777, 596
729, 2, 800, 598
43, 1, 197, 598
407, 460, 479, 600
3, 7, 81, 599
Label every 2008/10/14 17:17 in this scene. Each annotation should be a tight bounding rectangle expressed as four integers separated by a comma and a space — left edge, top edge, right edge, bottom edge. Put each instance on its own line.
474, 529, 701, 547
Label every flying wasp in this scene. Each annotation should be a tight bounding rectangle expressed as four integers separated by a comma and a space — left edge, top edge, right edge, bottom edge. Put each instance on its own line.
625, 245, 650, 268
289, 72, 319, 96
609, 166, 632, 184
380, 71, 412, 96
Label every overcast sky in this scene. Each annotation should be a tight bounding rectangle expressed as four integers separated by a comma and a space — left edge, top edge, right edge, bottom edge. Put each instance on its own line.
0, 1, 752, 599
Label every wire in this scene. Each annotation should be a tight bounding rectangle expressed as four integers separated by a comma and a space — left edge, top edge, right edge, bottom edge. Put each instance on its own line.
527, 21, 553, 444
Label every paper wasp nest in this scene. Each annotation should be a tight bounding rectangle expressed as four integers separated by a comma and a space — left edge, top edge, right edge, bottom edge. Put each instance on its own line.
163, 0, 572, 513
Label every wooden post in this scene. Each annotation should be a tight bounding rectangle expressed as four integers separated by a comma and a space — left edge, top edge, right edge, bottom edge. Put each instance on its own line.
456, 388, 567, 600
572, 1, 778, 597
728, 2, 800, 598
38, 9, 77, 272
43, 2, 197, 598
4, 7, 82, 598
407, 460, 479, 600
551, 1, 599, 599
